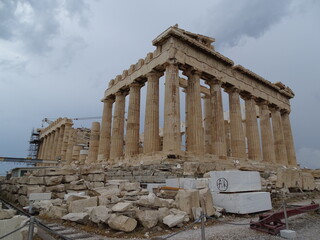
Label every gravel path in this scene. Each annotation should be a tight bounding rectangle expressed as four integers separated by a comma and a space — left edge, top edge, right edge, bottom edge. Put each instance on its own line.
158, 212, 320, 240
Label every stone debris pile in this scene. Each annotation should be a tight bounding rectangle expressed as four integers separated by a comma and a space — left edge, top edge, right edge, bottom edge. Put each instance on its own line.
30, 181, 217, 232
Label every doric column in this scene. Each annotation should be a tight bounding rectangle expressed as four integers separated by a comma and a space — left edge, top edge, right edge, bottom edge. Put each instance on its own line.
37, 139, 43, 159
61, 123, 72, 160
56, 125, 65, 159
259, 101, 276, 163
281, 110, 297, 166
243, 94, 262, 161
65, 129, 76, 163
163, 63, 181, 153
224, 120, 231, 156
51, 128, 60, 160
87, 122, 100, 163
71, 145, 82, 162
44, 133, 52, 160
97, 97, 114, 161
110, 91, 126, 159
125, 83, 142, 157
207, 79, 227, 157
144, 71, 163, 154
47, 131, 56, 160
203, 94, 213, 154
225, 87, 246, 158
270, 106, 288, 165
40, 136, 48, 159
184, 69, 204, 154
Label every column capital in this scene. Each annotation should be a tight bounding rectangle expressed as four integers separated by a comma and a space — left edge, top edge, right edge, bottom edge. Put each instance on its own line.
256, 99, 269, 106
224, 86, 240, 94
163, 59, 178, 68
240, 91, 256, 100
182, 66, 202, 78
146, 70, 164, 79
269, 104, 280, 111
129, 82, 144, 89
205, 78, 222, 87
103, 96, 115, 103
280, 108, 291, 114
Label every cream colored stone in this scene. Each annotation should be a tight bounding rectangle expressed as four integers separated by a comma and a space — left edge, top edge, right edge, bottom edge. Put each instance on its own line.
107, 214, 137, 232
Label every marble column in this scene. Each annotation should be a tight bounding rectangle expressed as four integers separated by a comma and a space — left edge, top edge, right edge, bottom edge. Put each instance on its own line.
72, 145, 82, 162
65, 129, 75, 163
37, 139, 44, 159
163, 63, 181, 153
184, 69, 204, 154
203, 94, 213, 154
125, 83, 142, 157
87, 122, 100, 163
144, 71, 163, 154
259, 101, 276, 163
226, 87, 246, 158
224, 120, 231, 156
51, 128, 60, 160
40, 136, 48, 159
110, 92, 126, 159
98, 98, 114, 161
281, 110, 297, 166
61, 123, 72, 160
56, 125, 65, 159
207, 79, 227, 157
47, 131, 55, 160
243, 94, 262, 161
271, 106, 288, 165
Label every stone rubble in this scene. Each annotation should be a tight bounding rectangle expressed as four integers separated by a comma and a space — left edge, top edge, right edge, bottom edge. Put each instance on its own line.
0, 165, 318, 234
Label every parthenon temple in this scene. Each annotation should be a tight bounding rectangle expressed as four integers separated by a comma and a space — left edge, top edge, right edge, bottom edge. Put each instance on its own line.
36, 25, 297, 170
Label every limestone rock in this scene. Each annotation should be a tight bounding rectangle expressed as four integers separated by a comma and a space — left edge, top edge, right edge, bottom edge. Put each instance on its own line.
175, 189, 200, 217
89, 206, 110, 223
111, 202, 132, 212
18, 195, 29, 207
45, 176, 63, 186
199, 188, 215, 216
64, 175, 79, 183
47, 206, 68, 218
120, 182, 141, 191
158, 207, 170, 223
46, 184, 65, 192
137, 193, 173, 208
91, 185, 120, 196
19, 185, 45, 196
66, 195, 89, 204
28, 176, 45, 185
163, 214, 185, 228
33, 200, 53, 212
68, 197, 98, 213
62, 212, 89, 224
107, 214, 137, 232
0, 209, 16, 220
136, 210, 158, 229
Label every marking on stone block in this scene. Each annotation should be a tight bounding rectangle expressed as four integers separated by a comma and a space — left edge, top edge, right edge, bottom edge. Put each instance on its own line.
216, 178, 228, 191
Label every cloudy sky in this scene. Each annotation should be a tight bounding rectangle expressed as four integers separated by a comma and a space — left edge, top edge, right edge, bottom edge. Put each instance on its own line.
0, 0, 319, 169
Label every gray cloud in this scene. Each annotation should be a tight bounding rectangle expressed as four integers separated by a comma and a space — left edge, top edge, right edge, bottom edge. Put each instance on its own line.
203, 0, 292, 47
0, 0, 89, 55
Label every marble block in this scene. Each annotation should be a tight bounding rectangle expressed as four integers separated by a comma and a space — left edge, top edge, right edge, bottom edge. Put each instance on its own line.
212, 192, 272, 214
209, 171, 261, 192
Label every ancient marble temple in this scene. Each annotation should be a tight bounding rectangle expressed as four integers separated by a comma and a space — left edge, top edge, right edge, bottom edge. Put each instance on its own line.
37, 26, 297, 168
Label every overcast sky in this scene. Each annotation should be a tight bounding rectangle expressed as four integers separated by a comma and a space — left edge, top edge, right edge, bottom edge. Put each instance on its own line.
0, 0, 319, 169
